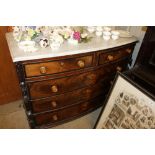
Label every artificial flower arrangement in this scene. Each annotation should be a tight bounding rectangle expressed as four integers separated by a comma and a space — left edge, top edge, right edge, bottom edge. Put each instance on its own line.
13, 26, 40, 42
12, 26, 92, 52
60, 27, 92, 44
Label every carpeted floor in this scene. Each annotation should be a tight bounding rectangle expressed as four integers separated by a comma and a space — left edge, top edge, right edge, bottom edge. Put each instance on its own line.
0, 100, 101, 129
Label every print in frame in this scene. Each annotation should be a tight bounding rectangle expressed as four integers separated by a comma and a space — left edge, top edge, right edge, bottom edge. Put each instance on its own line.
95, 72, 155, 129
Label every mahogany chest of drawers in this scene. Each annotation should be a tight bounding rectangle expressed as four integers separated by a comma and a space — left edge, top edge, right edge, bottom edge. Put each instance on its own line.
14, 43, 136, 128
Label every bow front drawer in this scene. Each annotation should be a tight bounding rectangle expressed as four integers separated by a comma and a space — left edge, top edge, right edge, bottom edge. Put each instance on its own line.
33, 96, 103, 126
27, 59, 128, 100
99, 47, 133, 65
31, 82, 109, 113
27, 71, 98, 99
24, 54, 93, 77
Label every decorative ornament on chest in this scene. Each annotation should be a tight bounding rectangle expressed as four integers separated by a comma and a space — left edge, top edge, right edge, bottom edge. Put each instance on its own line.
12, 26, 125, 52
39, 38, 49, 48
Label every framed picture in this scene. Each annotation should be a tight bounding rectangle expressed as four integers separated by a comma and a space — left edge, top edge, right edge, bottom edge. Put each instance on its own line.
95, 72, 155, 129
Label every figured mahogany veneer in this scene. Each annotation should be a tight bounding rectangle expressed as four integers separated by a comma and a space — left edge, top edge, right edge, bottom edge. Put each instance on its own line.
31, 80, 111, 113
34, 96, 104, 126
99, 47, 133, 65
28, 59, 128, 99
14, 43, 136, 128
25, 55, 93, 77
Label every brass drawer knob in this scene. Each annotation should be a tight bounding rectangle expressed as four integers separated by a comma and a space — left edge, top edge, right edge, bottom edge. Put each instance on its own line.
52, 115, 58, 121
126, 48, 132, 53
107, 55, 114, 61
116, 66, 122, 71
51, 101, 57, 108
77, 60, 85, 68
51, 85, 58, 93
40, 66, 47, 74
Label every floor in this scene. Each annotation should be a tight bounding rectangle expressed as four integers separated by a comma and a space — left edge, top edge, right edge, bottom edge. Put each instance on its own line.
0, 100, 102, 129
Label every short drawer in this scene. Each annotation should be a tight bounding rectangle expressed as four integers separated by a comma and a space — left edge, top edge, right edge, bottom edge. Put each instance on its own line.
33, 97, 104, 126
31, 82, 109, 113
24, 55, 93, 77
106, 58, 129, 73
99, 47, 133, 65
97, 58, 129, 80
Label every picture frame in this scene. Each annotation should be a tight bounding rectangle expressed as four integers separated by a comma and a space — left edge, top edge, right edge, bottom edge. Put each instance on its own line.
95, 72, 155, 129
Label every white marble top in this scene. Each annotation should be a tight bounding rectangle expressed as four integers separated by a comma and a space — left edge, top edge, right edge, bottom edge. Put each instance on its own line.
6, 33, 138, 62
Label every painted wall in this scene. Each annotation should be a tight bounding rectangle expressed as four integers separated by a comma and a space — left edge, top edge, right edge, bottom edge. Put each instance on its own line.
115, 26, 146, 67
128, 26, 146, 67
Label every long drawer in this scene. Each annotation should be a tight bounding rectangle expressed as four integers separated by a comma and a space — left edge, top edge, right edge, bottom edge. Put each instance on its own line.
28, 70, 97, 99
33, 96, 104, 126
27, 59, 129, 99
24, 54, 93, 77
31, 81, 111, 113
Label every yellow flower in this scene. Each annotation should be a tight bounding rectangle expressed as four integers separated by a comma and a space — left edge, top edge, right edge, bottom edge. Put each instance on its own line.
28, 29, 35, 37
64, 32, 70, 39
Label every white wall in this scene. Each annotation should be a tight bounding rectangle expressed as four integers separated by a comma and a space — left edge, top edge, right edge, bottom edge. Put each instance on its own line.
115, 26, 146, 67
128, 26, 146, 67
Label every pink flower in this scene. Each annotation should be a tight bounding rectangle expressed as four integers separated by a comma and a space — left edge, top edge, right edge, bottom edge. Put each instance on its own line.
73, 31, 81, 41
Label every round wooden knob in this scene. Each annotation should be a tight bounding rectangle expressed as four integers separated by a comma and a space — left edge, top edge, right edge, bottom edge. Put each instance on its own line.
51, 85, 58, 93
60, 62, 64, 66
77, 60, 85, 68
52, 115, 58, 121
40, 66, 47, 74
126, 48, 132, 53
107, 55, 114, 61
86, 89, 92, 94
51, 101, 57, 108
116, 66, 122, 71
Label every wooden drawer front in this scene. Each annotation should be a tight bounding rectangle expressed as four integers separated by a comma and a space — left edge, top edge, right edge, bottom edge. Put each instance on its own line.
28, 71, 98, 99
28, 59, 128, 100
106, 58, 129, 73
25, 55, 93, 77
34, 97, 103, 126
97, 58, 129, 81
31, 82, 109, 113
99, 47, 132, 65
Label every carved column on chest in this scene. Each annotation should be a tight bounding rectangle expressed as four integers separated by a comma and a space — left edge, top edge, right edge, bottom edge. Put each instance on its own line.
15, 62, 35, 128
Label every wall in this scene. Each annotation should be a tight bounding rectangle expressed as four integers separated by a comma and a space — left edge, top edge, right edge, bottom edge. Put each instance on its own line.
0, 27, 22, 105
116, 26, 146, 67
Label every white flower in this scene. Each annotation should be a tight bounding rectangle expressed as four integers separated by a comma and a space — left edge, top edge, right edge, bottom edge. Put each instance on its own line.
35, 26, 42, 33
81, 33, 88, 38
50, 34, 64, 44
53, 27, 62, 35
13, 26, 20, 33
